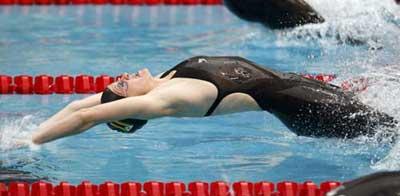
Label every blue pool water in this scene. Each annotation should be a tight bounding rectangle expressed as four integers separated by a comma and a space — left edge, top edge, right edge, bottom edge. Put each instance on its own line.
1, 0, 400, 184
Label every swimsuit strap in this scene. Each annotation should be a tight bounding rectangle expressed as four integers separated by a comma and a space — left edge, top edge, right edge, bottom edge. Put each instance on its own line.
205, 91, 224, 116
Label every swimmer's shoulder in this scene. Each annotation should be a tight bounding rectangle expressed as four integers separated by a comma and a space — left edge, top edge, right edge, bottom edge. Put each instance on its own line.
149, 78, 219, 117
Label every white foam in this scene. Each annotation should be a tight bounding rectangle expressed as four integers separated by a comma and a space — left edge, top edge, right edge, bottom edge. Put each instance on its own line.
280, 0, 400, 50
360, 67, 400, 170
0, 114, 40, 152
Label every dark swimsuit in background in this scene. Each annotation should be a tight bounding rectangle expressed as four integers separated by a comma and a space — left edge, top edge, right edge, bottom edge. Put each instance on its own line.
161, 56, 396, 138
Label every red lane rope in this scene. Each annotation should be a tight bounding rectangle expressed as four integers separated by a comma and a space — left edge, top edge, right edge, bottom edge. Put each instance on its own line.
0, 180, 341, 196
0, 74, 113, 95
0, 74, 336, 95
0, 0, 222, 6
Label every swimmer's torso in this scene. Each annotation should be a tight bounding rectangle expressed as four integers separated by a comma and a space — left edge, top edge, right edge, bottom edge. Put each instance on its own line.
161, 56, 396, 138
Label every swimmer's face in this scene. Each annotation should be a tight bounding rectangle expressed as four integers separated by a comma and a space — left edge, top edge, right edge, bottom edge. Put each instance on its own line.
109, 68, 155, 97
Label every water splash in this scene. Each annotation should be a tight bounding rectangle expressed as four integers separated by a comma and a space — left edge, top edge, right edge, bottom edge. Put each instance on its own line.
306, 0, 399, 46
276, 0, 400, 54
0, 114, 39, 152
297, 0, 400, 171
241, 0, 400, 171
356, 66, 400, 170
372, 139, 400, 170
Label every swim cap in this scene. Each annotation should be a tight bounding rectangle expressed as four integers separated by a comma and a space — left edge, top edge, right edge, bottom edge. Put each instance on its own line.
100, 88, 148, 133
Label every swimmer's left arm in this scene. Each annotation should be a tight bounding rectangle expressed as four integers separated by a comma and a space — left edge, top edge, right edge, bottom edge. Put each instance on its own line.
31, 94, 175, 144
38, 93, 103, 131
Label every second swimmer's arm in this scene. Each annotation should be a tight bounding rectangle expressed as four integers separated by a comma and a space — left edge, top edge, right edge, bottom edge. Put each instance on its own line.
31, 94, 175, 144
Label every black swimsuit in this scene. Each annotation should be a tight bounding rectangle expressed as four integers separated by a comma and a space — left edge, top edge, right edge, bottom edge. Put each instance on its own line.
162, 56, 396, 138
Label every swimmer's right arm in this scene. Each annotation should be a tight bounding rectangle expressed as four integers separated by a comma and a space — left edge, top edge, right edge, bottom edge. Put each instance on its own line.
31, 93, 176, 144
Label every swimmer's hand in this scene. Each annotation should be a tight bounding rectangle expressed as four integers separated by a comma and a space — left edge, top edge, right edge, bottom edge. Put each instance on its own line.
13, 139, 32, 149
0, 138, 33, 152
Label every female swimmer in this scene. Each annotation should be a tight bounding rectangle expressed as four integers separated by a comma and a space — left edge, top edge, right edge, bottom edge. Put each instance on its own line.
31, 56, 396, 144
